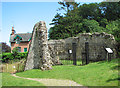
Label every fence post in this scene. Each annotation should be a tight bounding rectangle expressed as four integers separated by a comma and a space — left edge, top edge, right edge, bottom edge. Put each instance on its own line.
72, 43, 77, 65
6, 64, 8, 72
82, 52, 86, 65
2, 66, 3, 72
108, 53, 111, 61
18, 64, 19, 72
85, 42, 89, 64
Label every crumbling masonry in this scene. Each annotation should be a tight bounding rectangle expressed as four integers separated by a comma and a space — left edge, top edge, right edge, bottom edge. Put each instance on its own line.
25, 21, 53, 71
25, 21, 117, 71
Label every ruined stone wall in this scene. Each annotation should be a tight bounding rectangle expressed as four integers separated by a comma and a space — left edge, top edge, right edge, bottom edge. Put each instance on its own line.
24, 23, 40, 70
25, 21, 116, 71
25, 21, 53, 71
48, 32, 116, 61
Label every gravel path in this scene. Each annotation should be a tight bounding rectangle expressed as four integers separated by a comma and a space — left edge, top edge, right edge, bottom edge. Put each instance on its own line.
12, 74, 87, 87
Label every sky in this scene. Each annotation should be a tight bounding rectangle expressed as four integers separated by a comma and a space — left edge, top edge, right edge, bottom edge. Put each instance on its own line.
0, 0, 104, 46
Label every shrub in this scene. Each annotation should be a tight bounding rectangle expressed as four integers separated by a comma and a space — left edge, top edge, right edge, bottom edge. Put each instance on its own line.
0, 54, 2, 61
2, 53, 14, 62
19, 52, 28, 59
118, 52, 120, 57
12, 47, 19, 59
1, 52, 28, 63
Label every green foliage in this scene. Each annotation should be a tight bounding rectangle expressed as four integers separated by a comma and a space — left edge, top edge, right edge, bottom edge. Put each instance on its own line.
118, 52, 120, 57
106, 19, 120, 42
105, 19, 120, 57
12, 47, 19, 58
1, 53, 14, 62
78, 3, 101, 21
19, 52, 28, 59
82, 19, 103, 33
58, 0, 79, 13
99, 2, 120, 21
49, 2, 120, 40
1, 52, 28, 63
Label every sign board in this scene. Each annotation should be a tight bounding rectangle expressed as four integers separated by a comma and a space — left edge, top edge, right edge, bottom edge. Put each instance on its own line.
13, 66, 16, 68
105, 48, 113, 53
69, 50, 72, 54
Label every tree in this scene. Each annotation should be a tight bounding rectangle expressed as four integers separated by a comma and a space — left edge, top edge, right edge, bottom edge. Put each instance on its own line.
106, 19, 120, 42
78, 3, 101, 20
12, 47, 19, 59
49, 13, 67, 39
1, 42, 11, 53
105, 19, 120, 57
99, 2, 120, 21
82, 19, 104, 33
57, 0, 79, 14
49, 1, 81, 39
49, 1, 120, 40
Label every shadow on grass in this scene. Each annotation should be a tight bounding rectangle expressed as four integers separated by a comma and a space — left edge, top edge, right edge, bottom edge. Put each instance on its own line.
106, 77, 120, 82
111, 65, 120, 70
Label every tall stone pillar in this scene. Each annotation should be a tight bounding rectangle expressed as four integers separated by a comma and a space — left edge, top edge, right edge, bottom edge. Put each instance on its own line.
25, 21, 53, 71
37, 21, 53, 70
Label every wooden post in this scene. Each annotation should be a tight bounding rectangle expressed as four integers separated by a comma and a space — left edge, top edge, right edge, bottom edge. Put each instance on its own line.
108, 53, 111, 61
6, 64, 8, 72
2, 66, 3, 72
85, 42, 89, 64
82, 52, 86, 65
72, 43, 77, 65
18, 64, 19, 72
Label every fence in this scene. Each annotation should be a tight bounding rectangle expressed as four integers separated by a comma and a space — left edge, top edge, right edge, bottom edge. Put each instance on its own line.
0, 62, 25, 73
52, 42, 82, 66
53, 41, 111, 66
81, 42, 113, 65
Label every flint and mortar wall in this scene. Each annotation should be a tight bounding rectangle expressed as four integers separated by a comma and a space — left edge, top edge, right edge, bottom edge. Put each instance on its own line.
48, 32, 116, 61
25, 21, 53, 71
25, 21, 117, 71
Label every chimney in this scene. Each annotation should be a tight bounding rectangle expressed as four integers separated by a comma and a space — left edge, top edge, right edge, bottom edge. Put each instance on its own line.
11, 26, 15, 35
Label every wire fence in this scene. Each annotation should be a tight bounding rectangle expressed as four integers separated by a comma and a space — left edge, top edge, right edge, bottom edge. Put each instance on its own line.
0, 62, 25, 73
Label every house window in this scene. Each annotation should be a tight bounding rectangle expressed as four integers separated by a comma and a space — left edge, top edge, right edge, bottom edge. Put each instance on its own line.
17, 47, 21, 52
24, 48, 27, 52
16, 38, 20, 44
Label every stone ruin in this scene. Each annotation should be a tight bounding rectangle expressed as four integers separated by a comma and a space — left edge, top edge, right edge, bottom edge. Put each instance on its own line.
47, 32, 116, 62
25, 21, 58, 71
25, 21, 117, 71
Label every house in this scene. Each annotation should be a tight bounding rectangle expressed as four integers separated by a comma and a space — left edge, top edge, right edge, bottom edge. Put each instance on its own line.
10, 27, 32, 52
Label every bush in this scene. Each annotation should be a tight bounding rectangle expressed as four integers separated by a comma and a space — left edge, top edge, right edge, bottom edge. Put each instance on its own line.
16, 52, 28, 60
19, 52, 28, 59
118, 52, 120, 57
12, 47, 19, 59
1, 52, 28, 63
1, 53, 14, 62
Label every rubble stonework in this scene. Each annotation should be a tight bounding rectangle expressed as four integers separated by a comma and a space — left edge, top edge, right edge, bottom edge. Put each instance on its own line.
25, 21, 116, 71
25, 21, 53, 71
48, 32, 116, 61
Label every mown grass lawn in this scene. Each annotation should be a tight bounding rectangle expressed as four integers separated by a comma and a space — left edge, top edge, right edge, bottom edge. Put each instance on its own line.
1, 73, 45, 86
16, 58, 119, 86
60, 59, 82, 65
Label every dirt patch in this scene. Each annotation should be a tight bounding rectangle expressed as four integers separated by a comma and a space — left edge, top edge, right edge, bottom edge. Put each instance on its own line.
12, 74, 87, 87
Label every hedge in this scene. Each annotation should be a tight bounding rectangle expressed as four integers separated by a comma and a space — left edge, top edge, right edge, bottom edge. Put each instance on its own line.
0, 52, 28, 63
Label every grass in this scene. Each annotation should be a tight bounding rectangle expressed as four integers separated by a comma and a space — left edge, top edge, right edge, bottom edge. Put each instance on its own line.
1, 73, 45, 86
60, 59, 82, 65
16, 58, 119, 86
